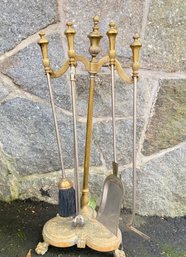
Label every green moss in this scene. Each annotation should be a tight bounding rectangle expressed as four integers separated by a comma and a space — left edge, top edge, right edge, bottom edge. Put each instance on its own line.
88, 197, 97, 210
16, 228, 26, 241
161, 245, 186, 257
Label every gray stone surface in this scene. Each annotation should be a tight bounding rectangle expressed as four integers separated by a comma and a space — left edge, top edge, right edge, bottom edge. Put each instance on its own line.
0, 78, 10, 101
121, 143, 186, 217
19, 171, 62, 203
0, 97, 101, 175
93, 118, 144, 168
0, 158, 12, 201
0, 33, 72, 112
76, 74, 155, 118
19, 170, 106, 204
63, 0, 144, 63
143, 79, 186, 156
0, 0, 58, 53
142, 0, 186, 71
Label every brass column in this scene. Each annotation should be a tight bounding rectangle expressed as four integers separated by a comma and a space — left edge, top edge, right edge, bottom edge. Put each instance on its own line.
81, 16, 102, 208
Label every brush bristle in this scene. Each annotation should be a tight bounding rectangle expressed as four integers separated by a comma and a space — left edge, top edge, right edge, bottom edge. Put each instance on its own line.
58, 187, 76, 217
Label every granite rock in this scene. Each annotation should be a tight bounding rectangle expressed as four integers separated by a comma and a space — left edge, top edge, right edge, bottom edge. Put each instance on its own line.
19, 169, 106, 204
93, 118, 144, 168
0, 158, 12, 201
0, 78, 11, 101
143, 79, 186, 156
0, 97, 101, 175
0, 33, 72, 112
76, 73, 156, 118
142, 0, 186, 71
121, 143, 186, 217
0, 0, 58, 53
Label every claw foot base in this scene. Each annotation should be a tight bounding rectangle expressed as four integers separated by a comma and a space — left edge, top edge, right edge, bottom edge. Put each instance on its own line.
35, 242, 49, 255
114, 249, 126, 257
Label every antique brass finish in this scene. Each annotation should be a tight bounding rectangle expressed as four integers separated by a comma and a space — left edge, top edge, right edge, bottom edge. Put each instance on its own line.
58, 178, 73, 190
36, 207, 123, 255
65, 22, 76, 66
107, 21, 118, 65
37, 16, 142, 257
115, 59, 133, 83
88, 16, 102, 61
38, 32, 50, 73
38, 32, 69, 78
81, 74, 95, 208
130, 33, 142, 78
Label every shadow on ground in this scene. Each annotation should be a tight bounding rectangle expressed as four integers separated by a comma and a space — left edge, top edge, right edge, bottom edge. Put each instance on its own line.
0, 200, 185, 257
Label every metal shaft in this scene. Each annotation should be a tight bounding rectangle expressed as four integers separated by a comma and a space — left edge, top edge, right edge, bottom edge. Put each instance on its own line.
46, 72, 65, 177
70, 66, 80, 215
126, 76, 150, 240
81, 74, 95, 208
111, 65, 117, 163
131, 76, 137, 224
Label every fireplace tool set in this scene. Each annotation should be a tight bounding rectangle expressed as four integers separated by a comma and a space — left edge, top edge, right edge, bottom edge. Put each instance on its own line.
35, 16, 149, 257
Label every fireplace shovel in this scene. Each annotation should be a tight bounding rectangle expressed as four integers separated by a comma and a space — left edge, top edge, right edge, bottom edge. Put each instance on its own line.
96, 64, 124, 236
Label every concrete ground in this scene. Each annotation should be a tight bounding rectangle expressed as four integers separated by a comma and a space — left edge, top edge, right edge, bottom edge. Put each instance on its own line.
0, 200, 185, 257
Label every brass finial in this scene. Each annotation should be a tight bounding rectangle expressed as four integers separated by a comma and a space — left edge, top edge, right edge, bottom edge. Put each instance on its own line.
38, 31, 48, 46
107, 21, 118, 64
65, 22, 76, 35
130, 32, 142, 77
109, 21, 116, 30
58, 178, 73, 190
65, 22, 76, 65
38, 31, 50, 72
88, 16, 102, 60
93, 16, 99, 31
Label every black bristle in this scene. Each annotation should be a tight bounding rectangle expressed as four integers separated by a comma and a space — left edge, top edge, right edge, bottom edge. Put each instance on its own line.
58, 187, 76, 217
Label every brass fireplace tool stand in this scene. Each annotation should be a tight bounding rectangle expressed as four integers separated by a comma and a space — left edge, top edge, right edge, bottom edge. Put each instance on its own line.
36, 16, 148, 257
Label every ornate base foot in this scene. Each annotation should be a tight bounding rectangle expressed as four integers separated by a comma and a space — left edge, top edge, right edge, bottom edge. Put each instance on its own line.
35, 242, 49, 255
114, 249, 126, 257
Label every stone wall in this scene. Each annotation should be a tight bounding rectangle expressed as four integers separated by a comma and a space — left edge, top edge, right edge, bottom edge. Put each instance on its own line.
0, 0, 185, 217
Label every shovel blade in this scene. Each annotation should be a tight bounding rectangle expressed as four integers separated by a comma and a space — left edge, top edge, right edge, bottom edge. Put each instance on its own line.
96, 175, 124, 236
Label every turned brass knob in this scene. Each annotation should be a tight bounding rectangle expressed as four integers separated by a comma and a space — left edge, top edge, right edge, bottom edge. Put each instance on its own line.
130, 33, 142, 77
88, 16, 103, 60
65, 22, 76, 65
107, 21, 118, 64
38, 31, 50, 72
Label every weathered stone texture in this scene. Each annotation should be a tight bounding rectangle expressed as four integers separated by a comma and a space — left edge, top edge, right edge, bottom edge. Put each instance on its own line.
19, 172, 62, 204
0, 0, 58, 53
142, 0, 186, 71
143, 79, 186, 156
76, 74, 156, 118
0, 97, 101, 175
93, 118, 144, 168
0, 158, 12, 201
19, 170, 106, 205
0, 78, 11, 101
121, 143, 186, 217
63, 0, 144, 62
0, 34, 72, 112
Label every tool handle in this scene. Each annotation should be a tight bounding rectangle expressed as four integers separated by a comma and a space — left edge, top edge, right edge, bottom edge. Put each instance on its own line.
111, 64, 117, 166
38, 32, 50, 72
130, 33, 142, 78
65, 22, 76, 66
70, 66, 81, 215
107, 22, 118, 65
88, 16, 102, 60
46, 72, 65, 177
